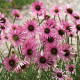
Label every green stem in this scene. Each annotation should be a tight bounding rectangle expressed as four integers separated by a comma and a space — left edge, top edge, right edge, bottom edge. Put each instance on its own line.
37, 14, 40, 24
71, 37, 72, 45
54, 15, 55, 20
58, 14, 61, 22
39, 19, 45, 25
13, 16, 16, 24
8, 45, 12, 57
65, 14, 67, 21
77, 31, 79, 58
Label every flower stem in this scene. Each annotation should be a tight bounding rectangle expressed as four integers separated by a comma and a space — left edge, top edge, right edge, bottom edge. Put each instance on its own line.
58, 14, 61, 22
77, 31, 79, 58
65, 14, 67, 21
71, 37, 72, 45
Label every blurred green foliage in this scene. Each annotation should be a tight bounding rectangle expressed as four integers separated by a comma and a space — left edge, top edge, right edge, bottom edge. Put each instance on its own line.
0, 0, 35, 16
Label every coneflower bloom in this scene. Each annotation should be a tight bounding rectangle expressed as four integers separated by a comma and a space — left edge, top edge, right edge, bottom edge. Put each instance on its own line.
1, 33, 9, 42
56, 25, 65, 39
31, 1, 45, 16
64, 5, 73, 15
66, 64, 75, 74
0, 13, 10, 32
45, 18, 57, 28
46, 43, 61, 60
72, 12, 80, 21
0, 12, 10, 26
61, 43, 75, 61
51, 5, 62, 16
24, 19, 38, 37
14, 61, 30, 73
40, 35, 58, 46
62, 20, 72, 32
35, 53, 53, 70
21, 37, 38, 61
73, 20, 80, 32
68, 30, 76, 38
39, 24, 55, 39
53, 69, 66, 80
13, 9, 23, 19
9, 29, 25, 47
3, 54, 20, 71
11, 24, 17, 30
44, 10, 50, 20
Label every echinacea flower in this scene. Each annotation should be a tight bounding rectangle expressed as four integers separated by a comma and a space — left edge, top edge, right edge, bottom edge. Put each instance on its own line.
55, 25, 65, 39
0, 12, 10, 32
64, 5, 73, 15
53, 69, 66, 80
0, 12, 9, 25
24, 19, 38, 37
1, 33, 9, 42
39, 24, 55, 39
61, 43, 75, 61
51, 5, 61, 16
72, 12, 80, 21
13, 9, 23, 19
44, 10, 50, 20
73, 20, 80, 32
31, 1, 45, 16
14, 61, 30, 73
9, 29, 25, 47
40, 35, 58, 46
66, 64, 75, 74
11, 24, 17, 30
35, 52, 53, 70
21, 37, 38, 61
3, 54, 20, 71
45, 18, 57, 28
46, 43, 61, 60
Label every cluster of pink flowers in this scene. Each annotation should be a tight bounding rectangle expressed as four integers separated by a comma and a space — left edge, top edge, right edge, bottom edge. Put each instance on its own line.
1, 0, 79, 80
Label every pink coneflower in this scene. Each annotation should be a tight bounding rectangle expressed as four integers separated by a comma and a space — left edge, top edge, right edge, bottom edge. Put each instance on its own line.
62, 20, 72, 32
0, 12, 10, 32
13, 9, 23, 19
1, 33, 9, 42
21, 37, 38, 61
53, 69, 66, 80
55, 25, 65, 39
31, 1, 45, 16
24, 19, 38, 37
9, 29, 25, 47
40, 35, 58, 46
72, 12, 80, 21
39, 24, 55, 39
73, 20, 80, 32
51, 5, 61, 16
68, 30, 76, 38
64, 5, 73, 15
61, 43, 75, 61
14, 61, 30, 73
0, 12, 8, 25
66, 64, 75, 74
35, 52, 53, 70
45, 18, 57, 28
44, 10, 50, 20
46, 43, 61, 60
11, 24, 17, 30
3, 54, 20, 71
